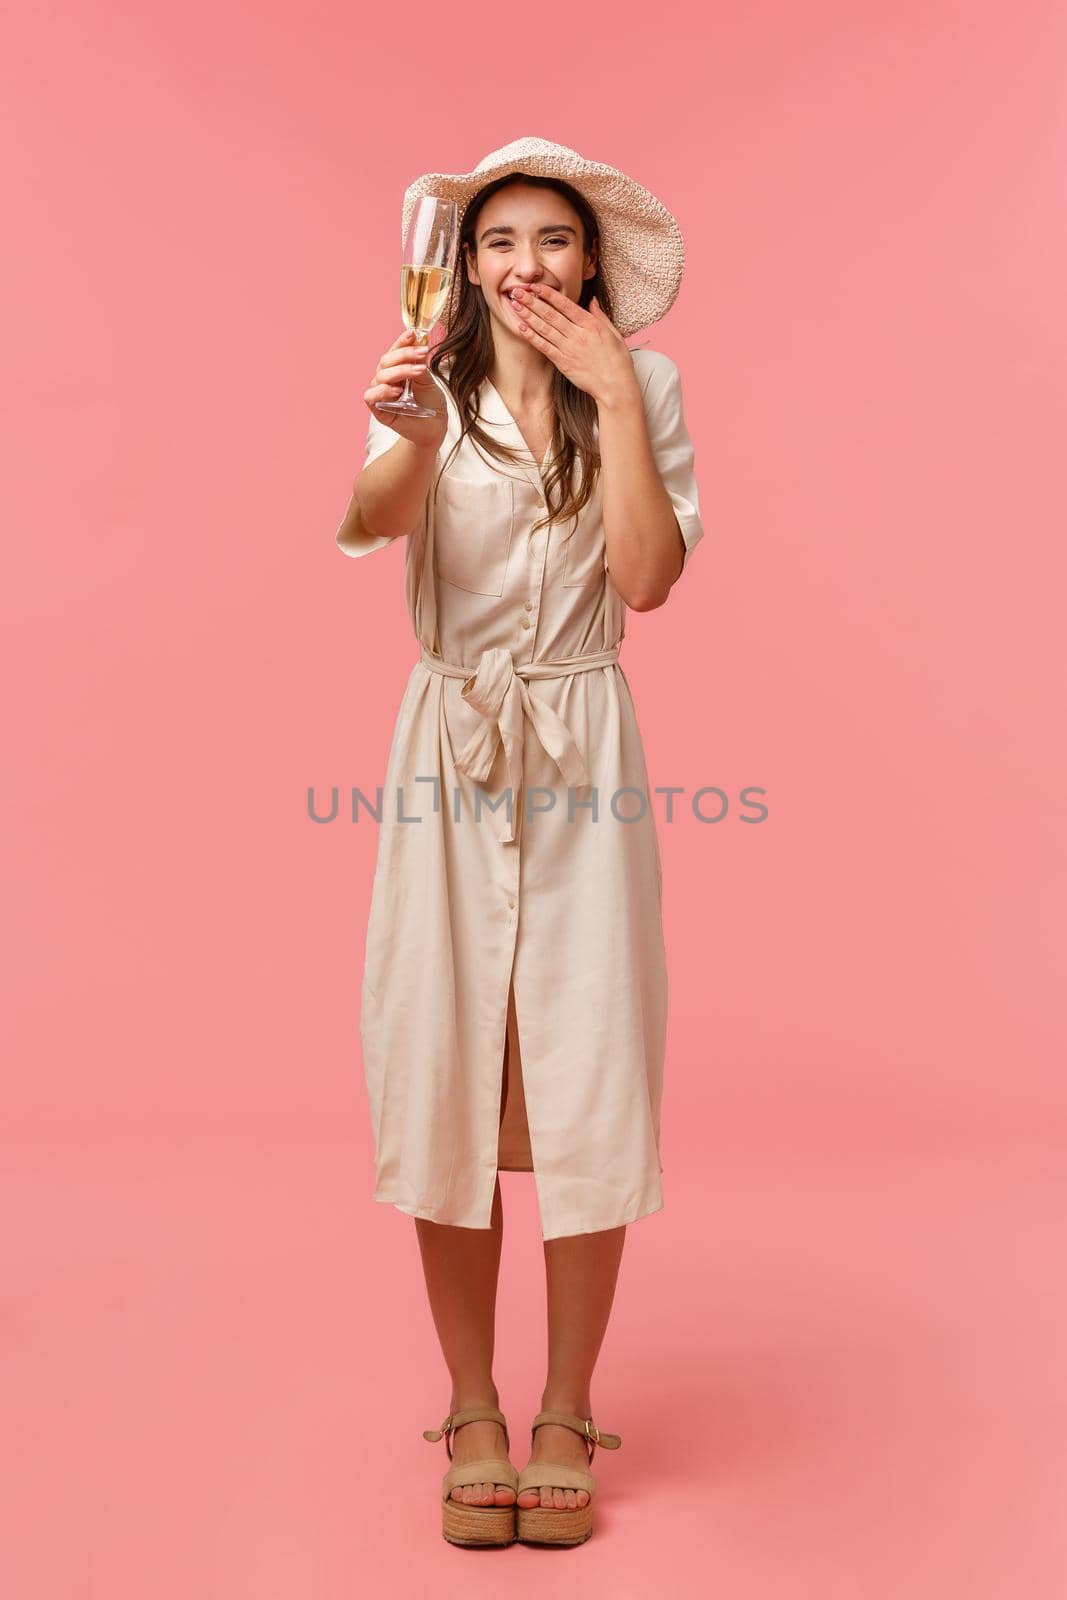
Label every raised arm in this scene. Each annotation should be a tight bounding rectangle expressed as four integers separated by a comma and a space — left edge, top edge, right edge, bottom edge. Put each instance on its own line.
336, 435, 441, 552
335, 329, 448, 558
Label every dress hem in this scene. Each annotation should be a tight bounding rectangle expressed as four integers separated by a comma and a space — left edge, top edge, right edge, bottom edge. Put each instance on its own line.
371, 1185, 665, 1241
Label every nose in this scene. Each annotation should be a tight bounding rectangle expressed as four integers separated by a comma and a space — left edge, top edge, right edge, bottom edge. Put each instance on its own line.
511, 241, 545, 282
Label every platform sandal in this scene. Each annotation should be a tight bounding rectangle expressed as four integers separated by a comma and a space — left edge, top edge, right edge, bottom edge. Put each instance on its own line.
515, 1410, 623, 1547
422, 1405, 519, 1548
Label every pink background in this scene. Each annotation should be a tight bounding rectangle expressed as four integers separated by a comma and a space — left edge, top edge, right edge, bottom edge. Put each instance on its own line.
4, 2, 1066, 1595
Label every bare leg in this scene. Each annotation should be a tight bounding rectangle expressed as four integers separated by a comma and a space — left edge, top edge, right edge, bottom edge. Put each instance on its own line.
517, 1224, 627, 1510
414, 1036, 516, 1508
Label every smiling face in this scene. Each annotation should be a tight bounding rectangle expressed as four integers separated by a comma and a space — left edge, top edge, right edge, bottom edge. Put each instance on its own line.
465, 181, 598, 335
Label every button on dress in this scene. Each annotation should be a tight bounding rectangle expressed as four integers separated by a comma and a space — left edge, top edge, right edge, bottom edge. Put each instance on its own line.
336, 347, 705, 1239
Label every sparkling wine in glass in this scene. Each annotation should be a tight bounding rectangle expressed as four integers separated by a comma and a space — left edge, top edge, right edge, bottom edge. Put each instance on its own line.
376, 196, 458, 419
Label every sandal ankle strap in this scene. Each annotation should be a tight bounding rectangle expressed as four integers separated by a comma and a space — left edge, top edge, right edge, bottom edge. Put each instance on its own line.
422, 1406, 510, 1460
530, 1409, 622, 1460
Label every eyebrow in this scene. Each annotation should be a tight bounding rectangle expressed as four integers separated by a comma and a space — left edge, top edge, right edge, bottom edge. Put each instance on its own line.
478, 223, 579, 243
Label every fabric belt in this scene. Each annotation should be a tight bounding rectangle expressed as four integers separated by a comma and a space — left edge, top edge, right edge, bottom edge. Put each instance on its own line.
418, 643, 620, 844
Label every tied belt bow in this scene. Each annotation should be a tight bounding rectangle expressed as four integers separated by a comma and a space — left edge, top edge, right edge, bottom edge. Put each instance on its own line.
418, 644, 620, 844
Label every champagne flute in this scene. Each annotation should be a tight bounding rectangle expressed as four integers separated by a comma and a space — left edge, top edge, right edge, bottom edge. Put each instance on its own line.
376, 195, 459, 419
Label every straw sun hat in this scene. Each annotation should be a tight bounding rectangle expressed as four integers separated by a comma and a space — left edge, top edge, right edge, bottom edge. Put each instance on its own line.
401, 136, 686, 338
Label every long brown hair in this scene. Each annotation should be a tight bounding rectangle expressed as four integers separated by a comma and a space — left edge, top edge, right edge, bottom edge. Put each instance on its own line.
428, 173, 615, 540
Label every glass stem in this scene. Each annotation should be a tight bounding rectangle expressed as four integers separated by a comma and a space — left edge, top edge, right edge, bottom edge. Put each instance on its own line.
404, 328, 429, 404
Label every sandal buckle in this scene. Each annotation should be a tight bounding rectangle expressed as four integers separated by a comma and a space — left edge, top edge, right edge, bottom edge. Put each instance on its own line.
584, 1419, 600, 1445
422, 1413, 454, 1444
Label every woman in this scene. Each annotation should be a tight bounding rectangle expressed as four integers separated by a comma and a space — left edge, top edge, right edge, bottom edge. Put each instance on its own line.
334, 137, 705, 1549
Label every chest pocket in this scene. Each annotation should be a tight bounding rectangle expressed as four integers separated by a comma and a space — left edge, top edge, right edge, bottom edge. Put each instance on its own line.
433, 474, 515, 596
561, 526, 607, 587
560, 471, 606, 587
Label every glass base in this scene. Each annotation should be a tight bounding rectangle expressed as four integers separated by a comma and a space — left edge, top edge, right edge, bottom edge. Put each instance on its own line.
374, 397, 438, 418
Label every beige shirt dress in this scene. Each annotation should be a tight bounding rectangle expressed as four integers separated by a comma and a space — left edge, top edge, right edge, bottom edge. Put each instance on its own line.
336, 346, 704, 1239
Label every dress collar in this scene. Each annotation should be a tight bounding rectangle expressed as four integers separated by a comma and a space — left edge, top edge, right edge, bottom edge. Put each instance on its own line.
477, 375, 552, 498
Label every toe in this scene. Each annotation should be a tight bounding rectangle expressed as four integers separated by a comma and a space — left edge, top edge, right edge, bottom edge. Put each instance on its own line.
577, 1488, 590, 1507
563, 1489, 577, 1508
517, 1488, 539, 1507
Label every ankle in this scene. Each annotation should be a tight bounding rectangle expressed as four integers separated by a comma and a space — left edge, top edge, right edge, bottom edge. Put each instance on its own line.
539, 1392, 592, 1418
448, 1386, 501, 1414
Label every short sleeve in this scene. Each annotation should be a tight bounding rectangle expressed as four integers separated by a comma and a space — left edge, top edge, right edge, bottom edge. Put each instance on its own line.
639, 352, 705, 572
334, 409, 408, 559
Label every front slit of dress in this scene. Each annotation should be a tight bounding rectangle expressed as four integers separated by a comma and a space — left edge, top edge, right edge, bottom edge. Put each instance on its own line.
497, 975, 534, 1172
